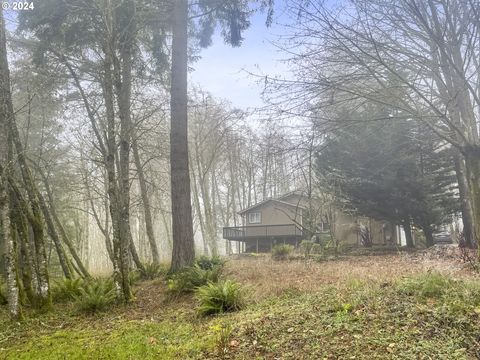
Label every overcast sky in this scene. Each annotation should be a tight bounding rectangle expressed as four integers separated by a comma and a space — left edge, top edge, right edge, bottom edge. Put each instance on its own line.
189, 5, 291, 112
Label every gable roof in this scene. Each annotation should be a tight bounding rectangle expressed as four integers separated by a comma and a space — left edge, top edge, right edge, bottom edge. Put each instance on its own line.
238, 198, 307, 215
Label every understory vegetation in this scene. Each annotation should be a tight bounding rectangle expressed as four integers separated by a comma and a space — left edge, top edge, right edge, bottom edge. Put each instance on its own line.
1, 256, 480, 359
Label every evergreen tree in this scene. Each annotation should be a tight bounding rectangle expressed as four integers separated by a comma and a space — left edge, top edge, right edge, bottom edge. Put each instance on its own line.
317, 105, 458, 247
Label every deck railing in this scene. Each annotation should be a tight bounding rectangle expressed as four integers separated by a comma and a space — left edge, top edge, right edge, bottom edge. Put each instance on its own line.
223, 224, 305, 241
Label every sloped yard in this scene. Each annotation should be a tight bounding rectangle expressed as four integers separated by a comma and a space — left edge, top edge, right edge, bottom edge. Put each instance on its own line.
1, 253, 480, 359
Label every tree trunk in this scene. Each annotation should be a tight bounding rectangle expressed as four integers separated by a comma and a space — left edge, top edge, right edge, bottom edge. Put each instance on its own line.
454, 153, 475, 248
35, 164, 90, 278
13, 198, 35, 305
403, 219, 414, 248
422, 224, 434, 248
170, 0, 195, 272
36, 189, 73, 279
103, 27, 130, 302
132, 140, 160, 264
464, 147, 480, 256
1, 10, 50, 312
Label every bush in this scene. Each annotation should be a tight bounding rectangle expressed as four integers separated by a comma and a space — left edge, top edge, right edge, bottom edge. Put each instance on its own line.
195, 256, 226, 270
52, 278, 84, 302
271, 244, 294, 260
196, 280, 245, 316
75, 278, 116, 313
167, 265, 222, 295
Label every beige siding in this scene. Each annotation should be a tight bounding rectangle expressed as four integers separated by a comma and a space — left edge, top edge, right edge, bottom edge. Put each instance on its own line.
243, 201, 303, 227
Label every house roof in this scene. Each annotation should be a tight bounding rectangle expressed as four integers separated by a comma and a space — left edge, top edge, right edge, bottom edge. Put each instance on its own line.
238, 198, 307, 215
276, 190, 305, 201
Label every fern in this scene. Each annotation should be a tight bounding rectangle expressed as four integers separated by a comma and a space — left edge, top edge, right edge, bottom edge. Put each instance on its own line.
195, 256, 226, 270
196, 280, 245, 316
167, 265, 222, 295
271, 244, 294, 260
140, 263, 167, 280
52, 278, 84, 302
75, 278, 116, 313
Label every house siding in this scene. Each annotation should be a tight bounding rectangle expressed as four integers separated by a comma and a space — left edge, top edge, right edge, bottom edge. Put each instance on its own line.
242, 201, 303, 227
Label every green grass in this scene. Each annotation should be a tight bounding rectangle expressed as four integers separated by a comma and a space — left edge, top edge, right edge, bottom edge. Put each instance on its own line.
1, 269, 480, 359
4, 320, 214, 359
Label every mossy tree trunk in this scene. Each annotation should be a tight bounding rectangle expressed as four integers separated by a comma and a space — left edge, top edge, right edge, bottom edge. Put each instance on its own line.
0, 9, 21, 319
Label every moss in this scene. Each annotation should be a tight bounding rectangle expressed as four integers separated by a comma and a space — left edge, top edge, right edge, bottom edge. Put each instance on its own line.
4, 320, 214, 359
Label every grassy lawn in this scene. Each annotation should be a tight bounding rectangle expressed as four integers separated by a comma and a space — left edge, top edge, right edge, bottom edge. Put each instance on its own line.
1, 255, 480, 359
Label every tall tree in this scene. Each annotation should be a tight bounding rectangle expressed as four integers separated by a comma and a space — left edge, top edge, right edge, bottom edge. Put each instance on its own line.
169, 0, 195, 271
169, 0, 273, 270
0, 9, 21, 319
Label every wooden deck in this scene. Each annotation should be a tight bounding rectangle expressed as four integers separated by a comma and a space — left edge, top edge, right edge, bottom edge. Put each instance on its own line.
223, 224, 305, 241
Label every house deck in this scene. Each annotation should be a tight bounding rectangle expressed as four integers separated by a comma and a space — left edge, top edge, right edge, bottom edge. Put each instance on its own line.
223, 224, 305, 252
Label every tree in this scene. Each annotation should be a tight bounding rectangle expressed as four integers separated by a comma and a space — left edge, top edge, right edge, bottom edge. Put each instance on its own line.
317, 105, 458, 248
169, 0, 195, 271
169, 0, 273, 271
0, 9, 21, 319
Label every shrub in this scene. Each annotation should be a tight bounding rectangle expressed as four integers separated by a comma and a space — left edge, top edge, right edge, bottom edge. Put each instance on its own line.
140, 262, 167, 280
52, 278, 84, 302
75, 278, 116, 313
271, 244, 294, 260
167, 265, 222, 295
196, 280, 245, 316
195, 256, 226, 271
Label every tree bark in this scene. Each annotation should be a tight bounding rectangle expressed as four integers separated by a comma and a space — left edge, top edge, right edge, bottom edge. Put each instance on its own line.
12, 196, 36, 305
1, 9, 51, 313
102, 7, 130, 302
464, 147, 480, 255
453, 153, 475, 248
170, 0, 195, 272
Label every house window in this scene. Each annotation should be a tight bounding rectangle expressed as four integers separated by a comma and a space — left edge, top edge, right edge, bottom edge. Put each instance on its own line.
249, 212, 261, 224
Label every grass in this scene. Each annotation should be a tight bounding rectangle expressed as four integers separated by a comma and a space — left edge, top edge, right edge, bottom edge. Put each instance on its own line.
1, 255, 479, 359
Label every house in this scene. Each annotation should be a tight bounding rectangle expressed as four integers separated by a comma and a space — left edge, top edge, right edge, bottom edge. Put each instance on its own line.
222, 191, 400, 253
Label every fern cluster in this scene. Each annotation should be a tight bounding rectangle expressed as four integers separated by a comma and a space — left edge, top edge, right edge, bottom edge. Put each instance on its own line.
271, 244, 294, 260
75, 278, 116, 314
52, 278, 84, 302
195, 256, 225, 270
167, 264, 222, 295
140, 262, 168, 280
196, 280, 245, 316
